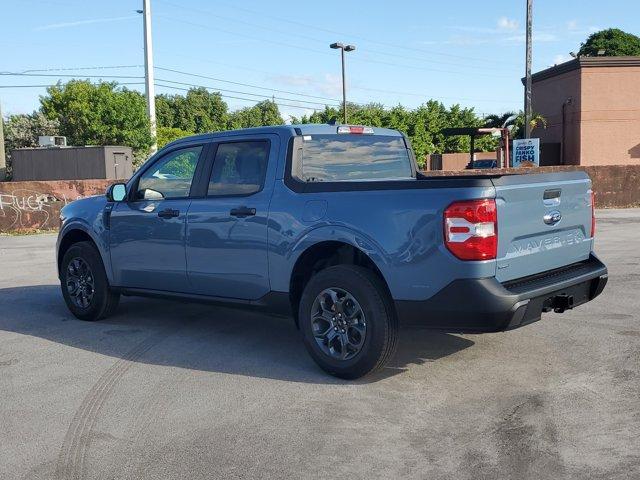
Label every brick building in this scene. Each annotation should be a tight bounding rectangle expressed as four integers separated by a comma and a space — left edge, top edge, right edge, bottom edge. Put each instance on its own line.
530, 56, 640, 166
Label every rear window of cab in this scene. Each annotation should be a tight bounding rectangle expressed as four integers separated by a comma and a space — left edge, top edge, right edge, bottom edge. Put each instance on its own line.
294, 134, 414, 182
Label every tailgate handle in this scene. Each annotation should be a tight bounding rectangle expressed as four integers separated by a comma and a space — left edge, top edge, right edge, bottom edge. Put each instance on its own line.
543, 189, 561, 206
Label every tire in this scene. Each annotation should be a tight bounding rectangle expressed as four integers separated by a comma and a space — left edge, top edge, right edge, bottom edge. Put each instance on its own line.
60, 241, 120, 321
298, 265, 398, 379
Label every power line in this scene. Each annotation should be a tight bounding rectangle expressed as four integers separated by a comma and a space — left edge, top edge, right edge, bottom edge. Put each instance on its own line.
351, 85, 518, 104
155, 78, 339, 108
0, 67, 519, 112
156, 0, 515, 73
212, 0, 519, 67
0, 72, 144, 79
152, 51, 520, 106
154, 15, 510, 79
6, 62, 519, 106
16, 65, 142, 74
155, 66, 342, 102
0, 82, 145, 89
154, 83, 317, 112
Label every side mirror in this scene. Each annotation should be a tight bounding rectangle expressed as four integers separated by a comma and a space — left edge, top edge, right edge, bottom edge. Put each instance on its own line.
106, 183, 127, 202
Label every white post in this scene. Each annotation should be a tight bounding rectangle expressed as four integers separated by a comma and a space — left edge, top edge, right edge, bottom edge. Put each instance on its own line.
524, 0, 533, 139
143, 0, 157, 153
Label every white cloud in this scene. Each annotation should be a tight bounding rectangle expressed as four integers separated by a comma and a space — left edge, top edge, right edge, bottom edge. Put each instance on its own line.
318, 74, 343, 97
507, 32, 558, 43
266, 73, 343, 98
553, 54, 573, 65
34, 15, 137, 31
269, 74, 315, 87
567, 22, 601, 36
497, 16, 519, 31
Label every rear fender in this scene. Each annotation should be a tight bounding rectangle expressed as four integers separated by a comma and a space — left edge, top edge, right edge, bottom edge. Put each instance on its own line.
283, 224, 391, 290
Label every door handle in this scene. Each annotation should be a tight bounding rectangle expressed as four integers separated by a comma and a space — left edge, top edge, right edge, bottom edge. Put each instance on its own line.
230, 206, 256, 218
157, 208, 179, 219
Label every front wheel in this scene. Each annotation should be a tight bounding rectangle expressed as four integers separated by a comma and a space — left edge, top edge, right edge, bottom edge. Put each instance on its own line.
298, 265, 398, 379
60, 241, 120, 321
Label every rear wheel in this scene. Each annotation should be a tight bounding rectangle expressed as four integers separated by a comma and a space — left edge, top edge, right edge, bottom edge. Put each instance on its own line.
60, 241, 119, 321
298, 265, 397, 379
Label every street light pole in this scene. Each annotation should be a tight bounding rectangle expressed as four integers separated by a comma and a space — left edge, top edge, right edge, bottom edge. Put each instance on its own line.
340, 47, 346, 124
142, 0, 157, 153
524, 0, 533, 139
330, 42, 356, 124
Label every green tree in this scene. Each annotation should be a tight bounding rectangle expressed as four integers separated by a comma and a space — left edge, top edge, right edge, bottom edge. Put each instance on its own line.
156, 126, 194, 148
483, 111, 546, 139
578, 28, 640, 57
40, 80, 154, 163
155, 88, 228, 133
2, 112, 60, 179
227, 100, 284, 129
483, 112, 517, 129
4, 112, 60, 151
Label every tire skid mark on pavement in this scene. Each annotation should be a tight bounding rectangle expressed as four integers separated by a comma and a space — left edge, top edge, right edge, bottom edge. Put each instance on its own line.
104, 360, 193, 479
54, 327, 178, 480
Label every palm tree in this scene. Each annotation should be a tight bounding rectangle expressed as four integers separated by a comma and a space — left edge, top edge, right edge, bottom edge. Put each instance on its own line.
483, 111, 517, 129
483, 111, 547, 138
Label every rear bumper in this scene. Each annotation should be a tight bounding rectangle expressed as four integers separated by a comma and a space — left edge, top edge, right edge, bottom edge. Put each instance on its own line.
395, 254, 608, 332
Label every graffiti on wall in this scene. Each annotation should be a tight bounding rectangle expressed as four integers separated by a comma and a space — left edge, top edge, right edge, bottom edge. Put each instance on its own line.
0, 189, 83, 230
0, 180, 116, 232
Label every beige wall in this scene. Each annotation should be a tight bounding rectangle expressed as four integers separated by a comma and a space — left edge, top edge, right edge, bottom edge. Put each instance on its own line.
532, 62, 640, 166
580, 66, 640, 166
531, 69, 581, 164
428, 151, 496, 171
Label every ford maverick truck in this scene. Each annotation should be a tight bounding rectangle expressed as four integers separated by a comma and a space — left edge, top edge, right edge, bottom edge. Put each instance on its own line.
57, 124, 608, 378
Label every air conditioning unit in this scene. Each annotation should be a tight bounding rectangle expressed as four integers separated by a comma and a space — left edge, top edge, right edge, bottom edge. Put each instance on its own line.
38, 135, 67, 147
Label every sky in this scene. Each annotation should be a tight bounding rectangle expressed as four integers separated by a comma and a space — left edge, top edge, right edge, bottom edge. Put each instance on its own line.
1, 0, 639, 122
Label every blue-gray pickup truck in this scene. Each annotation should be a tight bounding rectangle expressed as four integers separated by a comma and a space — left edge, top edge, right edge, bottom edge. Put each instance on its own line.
56, 124, 608, 378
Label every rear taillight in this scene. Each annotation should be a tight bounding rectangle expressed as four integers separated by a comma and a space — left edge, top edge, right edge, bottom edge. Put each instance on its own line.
590, 190, 596, 237
444, 199, 498, 261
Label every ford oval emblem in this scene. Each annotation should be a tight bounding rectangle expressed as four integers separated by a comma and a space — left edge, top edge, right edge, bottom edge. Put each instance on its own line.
543, 210, 562, 225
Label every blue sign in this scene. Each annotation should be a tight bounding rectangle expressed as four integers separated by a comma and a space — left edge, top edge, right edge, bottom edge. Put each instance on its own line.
512, 138, 540, 167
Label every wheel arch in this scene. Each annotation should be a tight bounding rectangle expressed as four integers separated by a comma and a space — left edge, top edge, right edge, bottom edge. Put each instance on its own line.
57, 225, 110, 281
288, 239, 393, 325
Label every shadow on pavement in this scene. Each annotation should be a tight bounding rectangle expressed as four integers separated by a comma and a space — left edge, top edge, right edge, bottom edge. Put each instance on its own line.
0, 284, 474, 384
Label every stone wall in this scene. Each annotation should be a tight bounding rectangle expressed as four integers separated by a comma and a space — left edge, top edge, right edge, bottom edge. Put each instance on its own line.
422, 164, 640, 208
0, 180, 115, 232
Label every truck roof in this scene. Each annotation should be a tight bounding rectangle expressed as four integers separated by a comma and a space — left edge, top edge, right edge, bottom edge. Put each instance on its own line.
166, 124, 403, 149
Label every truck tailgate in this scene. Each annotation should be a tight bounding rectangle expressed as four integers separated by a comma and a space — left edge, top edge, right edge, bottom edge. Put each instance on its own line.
492, 171, 593, 283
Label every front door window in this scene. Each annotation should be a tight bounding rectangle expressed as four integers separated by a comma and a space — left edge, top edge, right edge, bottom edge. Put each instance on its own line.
137, 146, 203, 200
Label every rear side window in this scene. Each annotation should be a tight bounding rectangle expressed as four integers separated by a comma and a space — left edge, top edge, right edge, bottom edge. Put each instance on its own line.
296, 135, 413, 182
208, 141, 269, 196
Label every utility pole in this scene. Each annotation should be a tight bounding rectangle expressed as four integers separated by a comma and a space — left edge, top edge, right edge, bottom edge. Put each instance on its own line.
142, 0, 157, 153
524, 0, 533, 138
0, 102, 5, 181
330, 42, 356, 124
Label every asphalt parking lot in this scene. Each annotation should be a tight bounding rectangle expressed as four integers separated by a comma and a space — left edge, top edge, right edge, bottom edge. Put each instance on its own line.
1, 208, 638, 480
